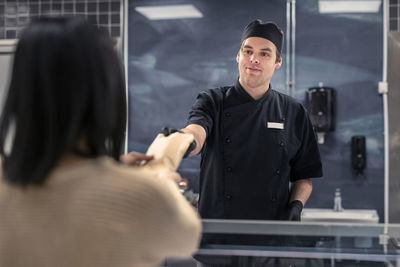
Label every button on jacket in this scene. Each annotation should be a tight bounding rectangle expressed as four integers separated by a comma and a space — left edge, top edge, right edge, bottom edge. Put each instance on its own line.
188, 80, 323, 220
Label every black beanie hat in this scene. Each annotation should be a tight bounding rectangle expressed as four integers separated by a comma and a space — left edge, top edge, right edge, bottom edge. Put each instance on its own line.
241, 19, 283, 53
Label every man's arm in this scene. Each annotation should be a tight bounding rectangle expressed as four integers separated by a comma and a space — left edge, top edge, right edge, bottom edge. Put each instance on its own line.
283, 179, 312, 221
181, 124, 206, 157
290, 178, 312, 206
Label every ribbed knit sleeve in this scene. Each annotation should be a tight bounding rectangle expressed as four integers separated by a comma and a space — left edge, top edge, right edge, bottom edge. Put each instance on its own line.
94, 161, 202, 259
138, 171, 202, 257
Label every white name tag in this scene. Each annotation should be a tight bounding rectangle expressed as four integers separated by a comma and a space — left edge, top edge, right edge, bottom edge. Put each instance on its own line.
267, 122, 284, 129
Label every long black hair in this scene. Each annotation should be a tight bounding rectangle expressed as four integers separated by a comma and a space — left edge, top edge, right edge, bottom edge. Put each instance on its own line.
0, 17, 126, 186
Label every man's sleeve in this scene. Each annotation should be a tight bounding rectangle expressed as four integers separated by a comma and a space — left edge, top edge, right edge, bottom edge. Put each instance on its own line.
187, 90, 215, 137
289, 104, 323, 181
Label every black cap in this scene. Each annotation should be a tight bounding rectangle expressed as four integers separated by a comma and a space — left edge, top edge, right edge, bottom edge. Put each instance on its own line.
241, 19, 283, 53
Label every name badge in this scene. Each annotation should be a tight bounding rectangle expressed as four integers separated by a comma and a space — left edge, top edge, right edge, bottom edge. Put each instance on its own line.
267, 122, 284, 129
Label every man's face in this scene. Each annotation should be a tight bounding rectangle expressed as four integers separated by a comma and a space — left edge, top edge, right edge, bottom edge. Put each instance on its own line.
236, 37, 282, 90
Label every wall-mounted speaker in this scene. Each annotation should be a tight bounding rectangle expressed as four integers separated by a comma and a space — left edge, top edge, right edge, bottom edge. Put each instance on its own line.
351, 135, 366, 173
307, 87, 335, 132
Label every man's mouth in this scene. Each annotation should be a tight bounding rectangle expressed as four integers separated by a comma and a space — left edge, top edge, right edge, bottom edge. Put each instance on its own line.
246, 67, 261, 73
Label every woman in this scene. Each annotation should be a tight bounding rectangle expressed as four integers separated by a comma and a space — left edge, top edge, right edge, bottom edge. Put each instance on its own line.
0, 17, 201, 267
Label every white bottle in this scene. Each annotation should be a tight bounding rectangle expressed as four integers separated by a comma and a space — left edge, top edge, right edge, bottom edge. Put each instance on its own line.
334, 188, 343, 212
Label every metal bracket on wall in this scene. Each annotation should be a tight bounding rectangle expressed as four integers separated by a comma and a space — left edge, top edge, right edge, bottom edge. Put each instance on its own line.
379, 81, 389, 94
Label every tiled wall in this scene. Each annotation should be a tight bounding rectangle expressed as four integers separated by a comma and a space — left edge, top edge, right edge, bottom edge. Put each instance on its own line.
390, 0, 399, 31
0, 0, 121, 40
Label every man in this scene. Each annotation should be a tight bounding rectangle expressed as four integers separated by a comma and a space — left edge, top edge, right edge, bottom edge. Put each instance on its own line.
182, 19, 323, 224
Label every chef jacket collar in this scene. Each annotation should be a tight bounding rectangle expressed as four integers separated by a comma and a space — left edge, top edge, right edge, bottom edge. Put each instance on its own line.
234, 79, 272, 103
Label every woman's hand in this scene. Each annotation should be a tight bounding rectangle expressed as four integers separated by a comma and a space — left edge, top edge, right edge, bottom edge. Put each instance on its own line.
156, 170, 182, 184
120, 152, 154, 166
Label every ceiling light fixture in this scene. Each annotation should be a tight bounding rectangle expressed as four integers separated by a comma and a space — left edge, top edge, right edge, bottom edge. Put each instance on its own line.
318, 0, 381, 13
135, 4, 203, 20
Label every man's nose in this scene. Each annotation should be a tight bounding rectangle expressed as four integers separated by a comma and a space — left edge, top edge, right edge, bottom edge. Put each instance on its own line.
250, 54, 259, 64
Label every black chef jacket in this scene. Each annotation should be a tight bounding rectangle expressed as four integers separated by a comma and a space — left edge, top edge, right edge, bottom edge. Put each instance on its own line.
187, 80, 323, 221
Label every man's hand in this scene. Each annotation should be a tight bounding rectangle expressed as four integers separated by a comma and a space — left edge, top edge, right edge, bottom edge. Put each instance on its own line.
285, 200, 303, 221
120, 152, 154, 166
161, 127, 196, 158
181, 124, 206, 157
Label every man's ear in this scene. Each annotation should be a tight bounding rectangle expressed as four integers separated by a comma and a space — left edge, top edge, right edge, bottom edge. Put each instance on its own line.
275, 58, 282, 69
236, 52, 240, 63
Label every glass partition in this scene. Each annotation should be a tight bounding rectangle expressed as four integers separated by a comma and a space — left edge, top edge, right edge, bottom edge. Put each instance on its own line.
197, 220, 400, 265
128, 0, 386, 220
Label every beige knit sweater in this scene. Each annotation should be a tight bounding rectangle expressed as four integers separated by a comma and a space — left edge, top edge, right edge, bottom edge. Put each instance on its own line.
0, 157, 201, 267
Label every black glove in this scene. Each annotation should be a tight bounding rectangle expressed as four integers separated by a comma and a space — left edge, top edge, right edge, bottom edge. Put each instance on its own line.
285, 200, 303, 221
161, 127, 196, 158
161, 127, 182, 136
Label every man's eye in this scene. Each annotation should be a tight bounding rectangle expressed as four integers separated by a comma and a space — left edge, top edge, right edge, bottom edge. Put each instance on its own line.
244, 50, 252, 54
261, 52, 268, 57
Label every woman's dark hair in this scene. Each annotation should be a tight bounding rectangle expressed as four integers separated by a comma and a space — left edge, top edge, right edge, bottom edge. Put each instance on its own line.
0, 17, 126, 186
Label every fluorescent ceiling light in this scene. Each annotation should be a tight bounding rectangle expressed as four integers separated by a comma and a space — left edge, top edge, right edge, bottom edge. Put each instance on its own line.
318, 0, 381, 13
135, 4, 203, 20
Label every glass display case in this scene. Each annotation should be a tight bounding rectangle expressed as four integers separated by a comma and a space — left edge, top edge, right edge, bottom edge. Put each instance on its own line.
194, 220, 400, 266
